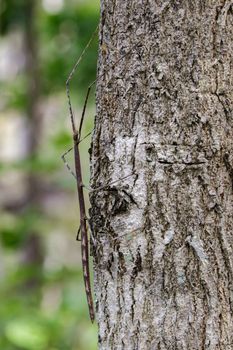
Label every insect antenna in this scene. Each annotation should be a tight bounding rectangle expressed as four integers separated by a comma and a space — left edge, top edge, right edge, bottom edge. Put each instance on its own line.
66, 24, 99, 134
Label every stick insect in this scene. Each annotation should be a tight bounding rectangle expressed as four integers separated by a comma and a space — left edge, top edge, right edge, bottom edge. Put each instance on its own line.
63, 25, 140, 322
63, 26, 99, 323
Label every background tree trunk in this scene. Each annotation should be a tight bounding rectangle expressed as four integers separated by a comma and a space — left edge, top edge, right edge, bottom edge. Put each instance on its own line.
23, 0, 44, 288
90, 1, 233, 349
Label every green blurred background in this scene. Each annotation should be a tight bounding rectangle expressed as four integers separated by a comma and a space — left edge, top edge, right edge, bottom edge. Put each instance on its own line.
0, 0, 99, 349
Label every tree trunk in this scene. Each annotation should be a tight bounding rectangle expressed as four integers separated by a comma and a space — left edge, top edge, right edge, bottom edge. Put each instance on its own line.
90, 1, 233, 349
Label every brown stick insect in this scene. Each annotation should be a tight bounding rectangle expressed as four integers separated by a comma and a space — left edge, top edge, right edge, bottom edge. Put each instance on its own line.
62, 26, 99, 323
62, 25, 141, 322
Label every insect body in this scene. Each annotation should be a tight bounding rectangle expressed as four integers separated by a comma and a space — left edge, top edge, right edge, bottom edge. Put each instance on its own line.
64, 26, 98, 323
73, 132, 95, 322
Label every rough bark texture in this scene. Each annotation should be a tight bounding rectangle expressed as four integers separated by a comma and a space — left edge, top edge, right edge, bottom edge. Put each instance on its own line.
90, 1, 233, 349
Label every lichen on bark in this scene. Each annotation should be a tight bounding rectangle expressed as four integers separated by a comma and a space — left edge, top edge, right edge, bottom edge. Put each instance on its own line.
90, 1, 233, 349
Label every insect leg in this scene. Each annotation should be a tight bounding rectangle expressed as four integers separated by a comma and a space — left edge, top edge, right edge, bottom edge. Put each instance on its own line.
80, 172, 137, 191
61, 151, 77, 180
76, 225, 81, 241
76, 219, 96, 249
61, 130, 93, 179
88, 171, 137, 193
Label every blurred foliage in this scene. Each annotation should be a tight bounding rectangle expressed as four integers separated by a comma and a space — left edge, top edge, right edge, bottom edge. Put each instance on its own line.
39, 2, 99, 95
0, 0, 29, 33
0, 0, 99, 349
0, 209, 42, 249
1, 0, 99, 109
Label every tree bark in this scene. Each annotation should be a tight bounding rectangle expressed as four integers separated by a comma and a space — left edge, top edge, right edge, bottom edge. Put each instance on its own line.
90, 1, 233, 349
